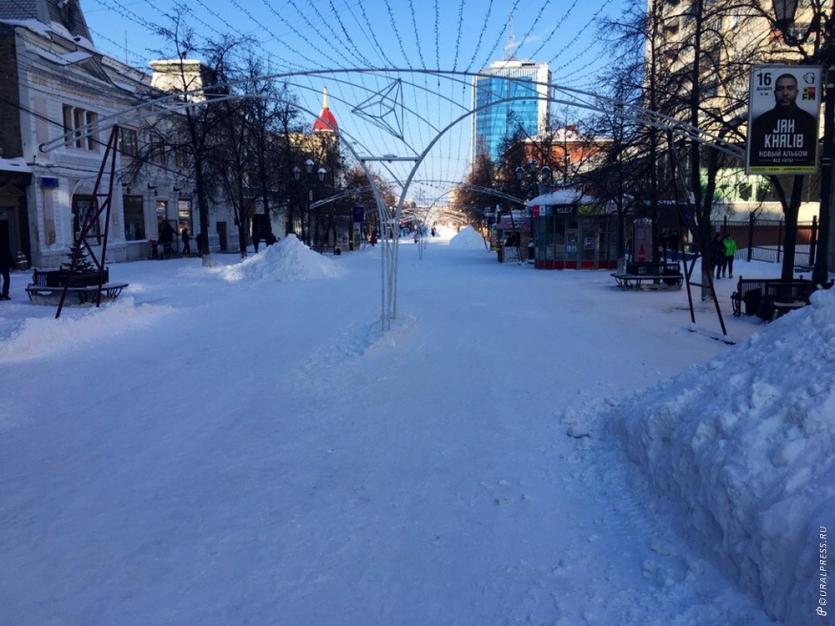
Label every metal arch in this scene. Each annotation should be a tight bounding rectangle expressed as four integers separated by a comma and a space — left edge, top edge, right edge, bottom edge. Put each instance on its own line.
464, 185, 526, 206
41, 67, 746, 159
42, 89, 397, 329
38, 66, 752, 331
309, 185, 373, 209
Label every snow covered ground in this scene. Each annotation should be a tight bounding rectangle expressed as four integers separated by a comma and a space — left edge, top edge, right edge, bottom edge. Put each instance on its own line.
0, 236, 815, 624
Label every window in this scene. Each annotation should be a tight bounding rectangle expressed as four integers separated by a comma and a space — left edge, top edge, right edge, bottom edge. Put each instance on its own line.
123, 195, 145, 241
72, 194, 100, 240
62, 104, 98, 151
177, 199, 192, 233
120, 128, 138, 157
156, 200, 168, 220
85, 111, 98, 150
62, 104, 74, 147
175, 147, 189, 170
149, 139, 166, 165
73, 108, 84, 148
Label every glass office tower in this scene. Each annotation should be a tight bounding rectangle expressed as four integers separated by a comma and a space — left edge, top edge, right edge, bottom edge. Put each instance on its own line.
472, 60, 551, 162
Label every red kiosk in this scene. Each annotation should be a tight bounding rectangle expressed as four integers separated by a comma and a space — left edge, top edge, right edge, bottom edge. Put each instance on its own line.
529, 189, 618, 270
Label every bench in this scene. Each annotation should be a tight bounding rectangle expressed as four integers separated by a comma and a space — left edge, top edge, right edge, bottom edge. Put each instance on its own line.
612, 261, 683, 290
25, 269, 129, 305
730, 277, 818, 320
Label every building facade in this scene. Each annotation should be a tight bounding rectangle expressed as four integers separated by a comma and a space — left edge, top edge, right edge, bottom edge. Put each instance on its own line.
0, 0, 237, 269
647, 0, 834, 272
471, 60, 551, 162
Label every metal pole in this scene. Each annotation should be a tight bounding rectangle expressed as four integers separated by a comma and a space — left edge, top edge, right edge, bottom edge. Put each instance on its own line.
778, 219, 783, 264
814, 52, 835, 284
810, 214, 818, 266
747, 212, 755, 262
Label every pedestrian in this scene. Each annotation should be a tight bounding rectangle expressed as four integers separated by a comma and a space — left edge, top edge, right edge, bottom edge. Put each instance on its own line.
0, 236, 14, 300
181, 227, 191, 256
369, 230, 378, 247
159, 220, 175, 256
431, 226, 437, 237
723, 232, 737, 279
712, 233, 725, 279
670, 230, 681, 261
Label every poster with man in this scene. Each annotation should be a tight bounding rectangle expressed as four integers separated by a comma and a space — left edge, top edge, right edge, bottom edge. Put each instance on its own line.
747, 65, 822, 175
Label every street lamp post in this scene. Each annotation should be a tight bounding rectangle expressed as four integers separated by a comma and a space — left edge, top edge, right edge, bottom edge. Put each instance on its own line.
772, 0, 833, 284
516, 160, 554, 262
293, 158, 327, 247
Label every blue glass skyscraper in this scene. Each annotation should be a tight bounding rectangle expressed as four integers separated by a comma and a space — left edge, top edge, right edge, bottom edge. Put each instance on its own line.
472, 60, 551, 162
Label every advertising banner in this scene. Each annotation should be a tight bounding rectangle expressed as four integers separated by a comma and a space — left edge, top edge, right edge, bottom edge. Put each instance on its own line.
747, 65, 822, 174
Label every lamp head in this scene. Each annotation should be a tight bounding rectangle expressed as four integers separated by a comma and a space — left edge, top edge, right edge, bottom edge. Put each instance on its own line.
292, 165, 301, 180
304, 158, 315, 174
317, 167, 327, 182
772, 0, 798, 31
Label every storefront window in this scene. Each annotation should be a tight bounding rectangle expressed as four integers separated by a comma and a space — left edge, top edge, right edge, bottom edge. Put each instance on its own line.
123, 195, 145, 241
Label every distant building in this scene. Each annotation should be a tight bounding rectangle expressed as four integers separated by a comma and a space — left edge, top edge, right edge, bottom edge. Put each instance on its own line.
471, 59, 550, 162
522, 126, 611, 184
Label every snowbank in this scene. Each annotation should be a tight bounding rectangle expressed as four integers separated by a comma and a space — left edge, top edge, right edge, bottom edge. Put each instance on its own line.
215, 234, 344, 283
0, 298, 173, 362
448, 225, 487, 250
611, 288, 835, 624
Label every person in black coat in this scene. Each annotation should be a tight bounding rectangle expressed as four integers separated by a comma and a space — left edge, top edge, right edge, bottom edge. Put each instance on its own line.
712, 233, 725, 279
181, 228, 191, 256
0, 237, 14, 300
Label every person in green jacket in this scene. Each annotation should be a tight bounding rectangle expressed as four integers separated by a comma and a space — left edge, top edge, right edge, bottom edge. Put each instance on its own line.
722, 233, 737, 278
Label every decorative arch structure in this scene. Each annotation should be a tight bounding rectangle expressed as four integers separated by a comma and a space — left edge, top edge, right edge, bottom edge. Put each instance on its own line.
40, 68, 744, 330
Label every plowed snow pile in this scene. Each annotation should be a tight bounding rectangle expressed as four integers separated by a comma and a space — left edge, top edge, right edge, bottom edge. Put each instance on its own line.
611, 288, 835, 625
449, 226, 486, 250
0, 298, 173, 362
216, 234, 344, 282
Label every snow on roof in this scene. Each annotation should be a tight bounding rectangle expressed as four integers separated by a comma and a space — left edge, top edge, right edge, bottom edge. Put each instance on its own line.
0, 157, 32, 173
2, 17, 98, 53
30, 46, 91, 66
527, 188, 594, 206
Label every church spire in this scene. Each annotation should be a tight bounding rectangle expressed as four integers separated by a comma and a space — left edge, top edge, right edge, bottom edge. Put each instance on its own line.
313, 86, 338, 133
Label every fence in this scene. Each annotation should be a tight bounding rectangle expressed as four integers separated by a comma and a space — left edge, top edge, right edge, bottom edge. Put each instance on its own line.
718, 216, 819, 266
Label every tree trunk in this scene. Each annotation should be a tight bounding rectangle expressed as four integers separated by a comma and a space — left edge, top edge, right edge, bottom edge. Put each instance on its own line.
194, 154, 212, 267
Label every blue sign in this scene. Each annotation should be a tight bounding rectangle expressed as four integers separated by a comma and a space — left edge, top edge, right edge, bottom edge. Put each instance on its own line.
352, 205, 364, 222
40, 177, 59, 189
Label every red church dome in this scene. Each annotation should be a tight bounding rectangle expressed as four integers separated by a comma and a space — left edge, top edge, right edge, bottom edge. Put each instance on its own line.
313, 87, 338, 133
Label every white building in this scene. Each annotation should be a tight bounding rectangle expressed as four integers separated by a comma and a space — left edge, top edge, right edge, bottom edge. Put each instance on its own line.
0, 0, 237, 268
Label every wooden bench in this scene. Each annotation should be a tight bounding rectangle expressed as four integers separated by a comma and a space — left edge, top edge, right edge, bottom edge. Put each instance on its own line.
612, 261, 683, 290
730, 277, 818, 319
25, 269, 129, 305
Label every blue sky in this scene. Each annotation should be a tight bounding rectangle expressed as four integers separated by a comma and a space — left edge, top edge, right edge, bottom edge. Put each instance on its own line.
84, 0, 622, 79
82, 0, 628, 200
